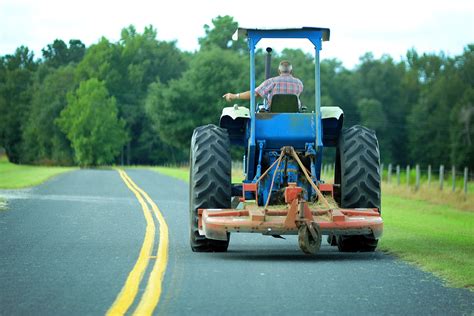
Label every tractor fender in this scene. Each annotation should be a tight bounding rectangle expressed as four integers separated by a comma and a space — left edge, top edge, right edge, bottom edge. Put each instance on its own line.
219, 105, 250, 146
220, 105, 250, 121
321, 106, 343, 120
321, 106, 344, 146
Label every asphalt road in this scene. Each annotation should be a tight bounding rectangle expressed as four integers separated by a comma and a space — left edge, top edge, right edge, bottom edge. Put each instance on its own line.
0, 169, 473, 315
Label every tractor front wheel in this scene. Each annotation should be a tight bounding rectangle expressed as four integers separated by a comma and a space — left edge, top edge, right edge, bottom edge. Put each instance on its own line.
189, 124, 231, 252
334, 125, 381, 252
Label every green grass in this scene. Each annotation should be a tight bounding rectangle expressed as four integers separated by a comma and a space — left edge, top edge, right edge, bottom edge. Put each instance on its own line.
151, 166, 189, 182
155, 165, 474, 290
150, 166, 244, 183
382, 183, 473, 212
379, 194, 474, 289
379, 167, 474, 193
0, 156, 75, 189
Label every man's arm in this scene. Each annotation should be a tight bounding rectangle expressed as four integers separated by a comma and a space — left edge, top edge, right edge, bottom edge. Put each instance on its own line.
222, 90, 259, 102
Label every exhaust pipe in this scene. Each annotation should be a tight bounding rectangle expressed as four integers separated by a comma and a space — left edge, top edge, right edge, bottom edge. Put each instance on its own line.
265, 47, 272, 79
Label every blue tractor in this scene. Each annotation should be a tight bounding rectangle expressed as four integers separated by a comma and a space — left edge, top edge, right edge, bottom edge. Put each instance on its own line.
189, 27, 382, 254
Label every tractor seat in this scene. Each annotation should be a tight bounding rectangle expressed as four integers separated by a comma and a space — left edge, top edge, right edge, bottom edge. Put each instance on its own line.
270, 94, 300, 113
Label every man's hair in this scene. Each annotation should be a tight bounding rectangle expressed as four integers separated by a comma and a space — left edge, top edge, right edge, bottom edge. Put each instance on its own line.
278, 60, 293, 74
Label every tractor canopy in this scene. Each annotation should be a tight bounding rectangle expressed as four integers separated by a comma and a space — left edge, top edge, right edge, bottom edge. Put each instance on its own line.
233, 27, 330, 46
231, 26, 332, 179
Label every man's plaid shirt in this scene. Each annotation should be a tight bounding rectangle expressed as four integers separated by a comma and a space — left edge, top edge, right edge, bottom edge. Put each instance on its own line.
255, 74, 303, 106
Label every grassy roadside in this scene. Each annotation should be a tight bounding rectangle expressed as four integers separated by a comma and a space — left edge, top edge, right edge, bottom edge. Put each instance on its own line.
379, 194, 473, 289
153, 166, 474, 290
322, 170, 473, 212
150, 166, 243, 184
382, 183, 473, 212
0, 156, 76, 189
379, 167, 474, 193
152, 166, 188, 182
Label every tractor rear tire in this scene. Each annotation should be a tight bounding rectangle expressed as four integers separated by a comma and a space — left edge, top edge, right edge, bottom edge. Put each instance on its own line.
335, 125, 381, 252
189, 124, 231, 252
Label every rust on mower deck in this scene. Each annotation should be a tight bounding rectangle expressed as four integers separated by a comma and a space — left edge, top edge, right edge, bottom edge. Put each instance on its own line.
198, 183, 383, 244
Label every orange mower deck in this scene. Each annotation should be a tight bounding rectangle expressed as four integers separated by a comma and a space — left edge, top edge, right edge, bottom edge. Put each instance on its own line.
198, 183, 383, 254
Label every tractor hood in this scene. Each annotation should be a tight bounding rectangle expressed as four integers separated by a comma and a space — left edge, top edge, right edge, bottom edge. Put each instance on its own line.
219, 105, 343, 148
220, 105, 342, 121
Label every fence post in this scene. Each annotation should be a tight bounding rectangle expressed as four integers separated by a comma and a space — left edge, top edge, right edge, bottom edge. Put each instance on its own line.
415, 164, 420, 191
439, 165, 444, 190
464, 167, 469, 198
388, 163, 392, 184
396, 165, 401, 186
427, 165, 431, 187
452, 166, 456, 192
406, 165, 410, 188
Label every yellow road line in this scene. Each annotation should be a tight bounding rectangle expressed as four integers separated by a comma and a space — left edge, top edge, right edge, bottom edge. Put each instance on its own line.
106, 170, 155, 315
130, 183, 169, 315
108, 169, 169, 316
119, 171, 170, 316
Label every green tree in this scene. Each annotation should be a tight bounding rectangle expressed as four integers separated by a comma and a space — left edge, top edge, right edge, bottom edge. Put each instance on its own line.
76, 27, 187, 164
449, 45, 474, 169
68, 40, 87, 64
0, 46, 37, 163
198, 15, 246, 52
57, 78, 127, 166
146, 47, 247, 152
450, 89, 474, 168
22, 65, 77, 165
42, 39, 86, 68
354, 54, 407, 163
406, 54, 454, 166
75, 37, 122, 91
118, 25, 188, 164
357, 98, 390, 159
320, 59, 360, 126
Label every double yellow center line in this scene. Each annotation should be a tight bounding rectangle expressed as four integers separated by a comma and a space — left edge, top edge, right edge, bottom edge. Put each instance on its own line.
107, 169, 169, 315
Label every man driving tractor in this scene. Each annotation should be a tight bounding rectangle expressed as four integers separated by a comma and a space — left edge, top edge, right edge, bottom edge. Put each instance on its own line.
222, 60, 303, 110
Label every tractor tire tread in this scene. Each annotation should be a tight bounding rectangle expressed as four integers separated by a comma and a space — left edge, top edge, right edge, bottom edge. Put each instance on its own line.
189, 124, 231, 252
336, 125, 381, 252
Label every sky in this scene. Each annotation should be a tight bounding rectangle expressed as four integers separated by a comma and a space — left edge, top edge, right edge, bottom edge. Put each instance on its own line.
1, 0, 473, 69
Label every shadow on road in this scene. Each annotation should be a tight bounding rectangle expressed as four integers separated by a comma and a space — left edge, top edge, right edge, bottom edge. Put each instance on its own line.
210, 248, 390, 262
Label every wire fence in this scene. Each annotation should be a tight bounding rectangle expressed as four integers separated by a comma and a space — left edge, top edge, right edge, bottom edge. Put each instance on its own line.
381, 163, 472, 196
165, 159, 472, 198
321, 162, 472, 197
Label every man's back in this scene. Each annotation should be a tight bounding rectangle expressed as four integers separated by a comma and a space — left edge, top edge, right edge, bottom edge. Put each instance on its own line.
222, 60, 303, 108
255, 73, 303, 106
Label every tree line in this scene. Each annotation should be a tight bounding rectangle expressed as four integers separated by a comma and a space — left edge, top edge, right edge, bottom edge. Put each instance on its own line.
0, 16, 473, 168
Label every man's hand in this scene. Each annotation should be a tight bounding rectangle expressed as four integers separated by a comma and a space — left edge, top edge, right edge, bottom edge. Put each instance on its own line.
222, 93, 235, 102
